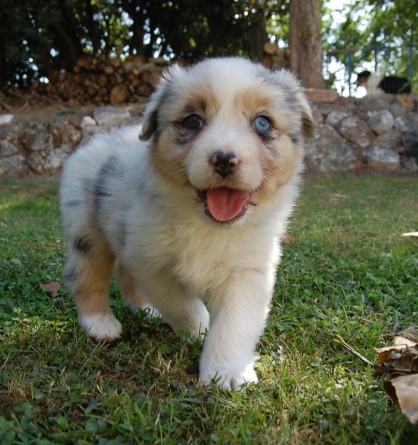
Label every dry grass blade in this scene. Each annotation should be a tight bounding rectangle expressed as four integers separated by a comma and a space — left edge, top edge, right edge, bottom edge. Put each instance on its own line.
333, 335, 377, 367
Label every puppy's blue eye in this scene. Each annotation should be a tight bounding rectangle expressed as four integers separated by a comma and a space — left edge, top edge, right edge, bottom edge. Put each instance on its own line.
253, 116, 272, 133
183, 114, 203, 131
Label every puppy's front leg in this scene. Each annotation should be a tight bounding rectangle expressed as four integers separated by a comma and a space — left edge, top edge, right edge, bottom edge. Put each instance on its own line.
199, 270, 274, 390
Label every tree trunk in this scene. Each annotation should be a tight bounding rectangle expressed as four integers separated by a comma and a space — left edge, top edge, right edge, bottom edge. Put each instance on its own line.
290, 0, 324, 89
247, 23, 269, 61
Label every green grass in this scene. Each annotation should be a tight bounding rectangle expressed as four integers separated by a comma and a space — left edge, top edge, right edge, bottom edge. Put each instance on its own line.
0, 175, 417, 444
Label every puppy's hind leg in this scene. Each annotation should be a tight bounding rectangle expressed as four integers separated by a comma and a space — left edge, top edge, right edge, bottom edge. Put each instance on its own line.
63, 236, 121, 341
116, 262, 160, 317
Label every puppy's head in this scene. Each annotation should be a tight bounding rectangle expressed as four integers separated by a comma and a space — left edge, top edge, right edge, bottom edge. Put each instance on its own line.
140, 57, 317, 225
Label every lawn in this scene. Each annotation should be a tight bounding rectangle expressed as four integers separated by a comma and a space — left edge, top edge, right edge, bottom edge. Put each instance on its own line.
0, 174, 417, 444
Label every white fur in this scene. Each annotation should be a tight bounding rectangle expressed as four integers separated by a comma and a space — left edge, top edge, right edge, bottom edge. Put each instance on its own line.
60, 57, 315, 390
79, 314, 122, 341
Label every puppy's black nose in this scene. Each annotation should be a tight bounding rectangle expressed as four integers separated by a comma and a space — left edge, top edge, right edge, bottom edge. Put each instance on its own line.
210, 150, 239, 178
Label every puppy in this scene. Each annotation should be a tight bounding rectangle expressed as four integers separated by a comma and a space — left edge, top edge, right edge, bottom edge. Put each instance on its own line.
355, 70, 411, 96
60, 57, 316, 390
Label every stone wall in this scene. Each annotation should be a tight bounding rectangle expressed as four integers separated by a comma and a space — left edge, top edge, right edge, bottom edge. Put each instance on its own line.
1, 93, 417, 177
307, 93, 418, 173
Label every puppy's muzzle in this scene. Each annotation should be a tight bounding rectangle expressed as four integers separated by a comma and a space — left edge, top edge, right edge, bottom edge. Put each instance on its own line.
210, 150, 240, 179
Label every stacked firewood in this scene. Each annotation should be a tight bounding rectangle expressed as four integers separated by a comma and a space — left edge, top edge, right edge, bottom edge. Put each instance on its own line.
29, 46, 289, 105
261, 43, 290, 71
30, 55, 181, 105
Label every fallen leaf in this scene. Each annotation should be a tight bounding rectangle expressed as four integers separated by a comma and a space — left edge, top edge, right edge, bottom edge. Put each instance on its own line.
374, 343, 418, 373
39, 282, 61, 298
393, 336, 417, 347
334, 331, 418, 425
397, 327, 418, 344
384, 374, 418, 425
283, 233, 295, 244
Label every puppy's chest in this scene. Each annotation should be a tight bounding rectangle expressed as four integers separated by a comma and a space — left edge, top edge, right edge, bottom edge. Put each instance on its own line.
169, 232, 280, 299
140, 222, 258, 290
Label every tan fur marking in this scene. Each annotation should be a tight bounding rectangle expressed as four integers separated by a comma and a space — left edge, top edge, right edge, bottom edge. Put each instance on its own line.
235, 87, 294, 134
150, 130, 191, 186
254, 136, 304, 202
116, 262, 149, 309
151, 86, 221, 185
70, 246, 115, 318
180, 86, 221, 118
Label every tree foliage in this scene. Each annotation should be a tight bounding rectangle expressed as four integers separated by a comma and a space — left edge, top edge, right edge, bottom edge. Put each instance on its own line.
322, 0, 418, 91
1, 0, 415, 92
0, 0, 286, 90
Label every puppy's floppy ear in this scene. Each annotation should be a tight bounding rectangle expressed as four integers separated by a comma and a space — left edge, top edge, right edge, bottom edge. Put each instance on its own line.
140, 63, 186, 141
265, 68, 318, 140
297, 92, 319, 140
139, 107, 158, 141
139, 85, 164, 141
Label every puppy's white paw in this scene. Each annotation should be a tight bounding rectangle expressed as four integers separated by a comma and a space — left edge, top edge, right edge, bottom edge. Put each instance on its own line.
78, 314, 122, 341
200, 363, 258, 390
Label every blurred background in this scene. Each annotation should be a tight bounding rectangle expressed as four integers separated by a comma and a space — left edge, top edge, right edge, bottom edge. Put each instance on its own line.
0, 0, 416, 99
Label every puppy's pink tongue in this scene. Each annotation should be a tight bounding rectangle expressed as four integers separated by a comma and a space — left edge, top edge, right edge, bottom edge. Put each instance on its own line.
206, 188, 250, 222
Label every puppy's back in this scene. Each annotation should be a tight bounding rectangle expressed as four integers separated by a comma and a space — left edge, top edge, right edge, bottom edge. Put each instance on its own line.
60, 125, 145, 237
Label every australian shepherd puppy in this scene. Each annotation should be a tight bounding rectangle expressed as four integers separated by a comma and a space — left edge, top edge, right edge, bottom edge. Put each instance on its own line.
355, 70, 411, 96
60, 57, 316, 390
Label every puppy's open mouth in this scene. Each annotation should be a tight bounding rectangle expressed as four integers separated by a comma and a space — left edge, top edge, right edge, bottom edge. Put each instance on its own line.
197, 188, 251, 223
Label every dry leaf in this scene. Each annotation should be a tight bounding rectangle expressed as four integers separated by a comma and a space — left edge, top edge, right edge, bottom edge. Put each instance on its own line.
39, 282, 61, 298
334, 331, 418, 425
397, 327, 418, 344
374, 343, 418, 373
282, 233, 295, 245
384, 374, 418, 425
393, 336, 417, 347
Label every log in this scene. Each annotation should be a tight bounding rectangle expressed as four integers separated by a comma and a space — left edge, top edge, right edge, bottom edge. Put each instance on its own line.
154, 57, 169, 66
131, 78, 141, 87
140, 70, 152, 84
104, 65, 115, 75
30, 55, 188, 105
110, 59, 122, 68
148, 70, 163, 88
110, 85, 129, 105
263, 42, 278, 55
76, 56, 93, 70
87, 84, 98, 97
136, 84, 151, 96
58, 72, 67, 82
126, 54, 147, 64
261, 55, 273, 69
96, 74, 108, 87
